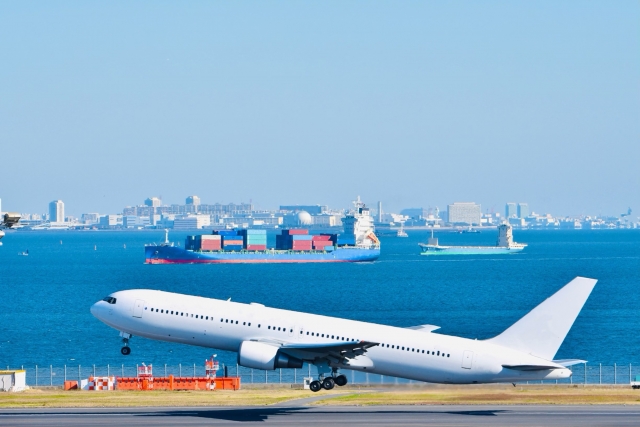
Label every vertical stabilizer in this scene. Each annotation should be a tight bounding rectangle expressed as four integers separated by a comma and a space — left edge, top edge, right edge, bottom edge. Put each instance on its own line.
487, 277, 597, 360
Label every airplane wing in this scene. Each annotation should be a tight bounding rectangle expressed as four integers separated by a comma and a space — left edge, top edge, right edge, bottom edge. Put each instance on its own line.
275, 340, 379, 366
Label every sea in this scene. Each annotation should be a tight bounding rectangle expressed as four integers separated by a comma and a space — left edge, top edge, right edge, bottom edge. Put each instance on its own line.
1, 228, 639, 374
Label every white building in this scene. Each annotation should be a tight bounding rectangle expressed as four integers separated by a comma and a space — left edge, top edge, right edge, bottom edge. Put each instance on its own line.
447, 202, 481, 225
49, 200, 65, 223
173, 214, 211, 230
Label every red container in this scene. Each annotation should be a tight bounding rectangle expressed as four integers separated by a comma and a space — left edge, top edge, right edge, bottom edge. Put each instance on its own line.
201, 241, 221, 250
282, 229, 309, 235
246, 244, 267, 251
313, 242, 333, 249
312, 235, 332, 241
292, 243, 312, 250
223, 240, 243, 246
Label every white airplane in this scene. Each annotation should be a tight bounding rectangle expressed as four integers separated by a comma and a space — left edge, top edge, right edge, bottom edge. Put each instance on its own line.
91, 277, 596, 392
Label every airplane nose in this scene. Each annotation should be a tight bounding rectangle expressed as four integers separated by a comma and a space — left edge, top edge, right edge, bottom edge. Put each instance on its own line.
90, 301, 102, 319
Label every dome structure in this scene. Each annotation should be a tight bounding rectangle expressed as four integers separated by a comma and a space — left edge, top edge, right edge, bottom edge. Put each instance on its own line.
297, 211, 313, 225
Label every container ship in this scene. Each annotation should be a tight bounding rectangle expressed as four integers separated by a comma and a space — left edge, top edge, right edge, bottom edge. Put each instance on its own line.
145, 201, 380, 264
418, 224, 526, 255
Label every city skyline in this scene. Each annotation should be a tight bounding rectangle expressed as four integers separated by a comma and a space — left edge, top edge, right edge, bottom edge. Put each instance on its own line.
1, 2, 638, 215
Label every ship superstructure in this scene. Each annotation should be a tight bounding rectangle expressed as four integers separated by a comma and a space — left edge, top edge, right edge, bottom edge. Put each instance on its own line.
419, 224, 526, 255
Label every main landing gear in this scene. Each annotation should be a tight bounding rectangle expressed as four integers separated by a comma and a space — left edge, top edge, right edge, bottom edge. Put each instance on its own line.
309, 369, 348, 392
120, 332, 132, 356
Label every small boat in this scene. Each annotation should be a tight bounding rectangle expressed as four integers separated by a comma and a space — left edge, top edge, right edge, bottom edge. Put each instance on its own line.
396, 223, 408, 237
18, 250, 29, 256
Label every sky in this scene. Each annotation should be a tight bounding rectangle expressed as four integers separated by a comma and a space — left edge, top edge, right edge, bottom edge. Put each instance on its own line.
1, 1, 638, 217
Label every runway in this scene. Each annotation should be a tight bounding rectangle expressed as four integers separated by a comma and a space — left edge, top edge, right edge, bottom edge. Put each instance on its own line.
2, 405, 640, 426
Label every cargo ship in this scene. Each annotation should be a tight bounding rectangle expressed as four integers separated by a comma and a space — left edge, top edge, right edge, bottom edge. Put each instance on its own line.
145, 200, 380, 264
418, 224, 526, 255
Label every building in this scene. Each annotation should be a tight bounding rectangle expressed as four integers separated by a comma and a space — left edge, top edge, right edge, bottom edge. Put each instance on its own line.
186, 195, 201, 207
49, 200, 65, 223
99, 214, 122, 228
400, 208, 429, 220
505, 203, 517, 218
81, 213, 100, 224
447, 202, 481, 225
173, 214, 211, 230
517, 203, 529, 219
279, 205, 327, 215
144, 197, 162, 208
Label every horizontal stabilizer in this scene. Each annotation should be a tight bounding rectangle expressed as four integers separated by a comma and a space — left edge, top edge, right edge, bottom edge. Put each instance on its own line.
488, 277, 597, 360
406, 324, 440, 333
502, 364, 563, 371
553, 359, 587, 367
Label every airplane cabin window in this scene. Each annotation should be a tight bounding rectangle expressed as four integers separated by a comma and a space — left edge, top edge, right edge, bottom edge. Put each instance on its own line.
236, 321, 238, 324
268, 326, 271, 329
437, 351, 440, 356
248, 323, 251, 326
220, 319, 223, 322
243, 322, 246, 325
258, 324, 261, 328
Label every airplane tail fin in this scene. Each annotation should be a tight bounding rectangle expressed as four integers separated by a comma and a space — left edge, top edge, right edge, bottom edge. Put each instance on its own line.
487, 277, 597, 360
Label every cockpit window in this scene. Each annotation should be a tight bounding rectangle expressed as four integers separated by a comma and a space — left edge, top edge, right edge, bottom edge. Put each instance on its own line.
102, 297, 117, 304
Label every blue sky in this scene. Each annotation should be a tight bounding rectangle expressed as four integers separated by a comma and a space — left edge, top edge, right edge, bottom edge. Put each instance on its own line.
1, 1, 638, 216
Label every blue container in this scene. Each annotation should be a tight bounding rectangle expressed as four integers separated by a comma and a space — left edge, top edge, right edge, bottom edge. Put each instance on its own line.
222, 245, 243, 251
216, 230, 238, 236
291, 235, 313, 241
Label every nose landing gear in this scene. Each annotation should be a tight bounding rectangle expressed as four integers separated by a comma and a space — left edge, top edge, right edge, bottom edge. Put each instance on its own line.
120, 332, 132, 356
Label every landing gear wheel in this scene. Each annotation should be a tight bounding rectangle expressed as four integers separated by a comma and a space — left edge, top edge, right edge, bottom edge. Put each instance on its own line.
334, 374, 348, 387
322, 377, 335, 390
121, 346, 131, 355
309, 380, 322, 392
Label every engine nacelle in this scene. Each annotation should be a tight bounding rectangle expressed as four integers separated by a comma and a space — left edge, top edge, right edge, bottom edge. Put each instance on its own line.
237, 341, 303, 370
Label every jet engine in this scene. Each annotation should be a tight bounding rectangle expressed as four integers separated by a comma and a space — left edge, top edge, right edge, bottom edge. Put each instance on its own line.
237, 341, 303, 370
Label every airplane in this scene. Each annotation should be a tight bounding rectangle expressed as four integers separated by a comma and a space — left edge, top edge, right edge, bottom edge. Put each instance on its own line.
0, 212, 21, 246
90, 277, 596, 392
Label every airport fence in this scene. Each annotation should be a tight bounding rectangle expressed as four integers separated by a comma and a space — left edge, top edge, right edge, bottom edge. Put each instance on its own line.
6, 363, 640, 387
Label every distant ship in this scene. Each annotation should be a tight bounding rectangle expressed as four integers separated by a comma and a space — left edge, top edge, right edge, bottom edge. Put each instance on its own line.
145, 197, 381, 264
419, 224, 526, 255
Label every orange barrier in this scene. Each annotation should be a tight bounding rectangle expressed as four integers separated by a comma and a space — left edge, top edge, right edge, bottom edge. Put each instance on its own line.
113, 375, 241, 391
64, 380, 78, 390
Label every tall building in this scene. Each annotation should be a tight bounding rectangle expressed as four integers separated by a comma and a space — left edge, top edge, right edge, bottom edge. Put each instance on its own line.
377, 201, 383, 223
186, 195, 201, 206
144, 197, 161, 207
49, 200, 65, 222
505, 202, 517, 218
517, 203, 529, 219
447, 202, 481, 225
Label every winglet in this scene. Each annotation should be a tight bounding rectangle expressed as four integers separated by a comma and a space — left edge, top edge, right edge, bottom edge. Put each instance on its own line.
487, 277, 597, 360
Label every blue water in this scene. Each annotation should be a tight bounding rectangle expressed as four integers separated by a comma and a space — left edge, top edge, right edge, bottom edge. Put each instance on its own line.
1, 229, 639, 371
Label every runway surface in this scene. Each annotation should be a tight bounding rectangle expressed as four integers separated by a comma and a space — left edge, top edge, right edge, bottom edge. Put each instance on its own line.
2, 405, 640, 426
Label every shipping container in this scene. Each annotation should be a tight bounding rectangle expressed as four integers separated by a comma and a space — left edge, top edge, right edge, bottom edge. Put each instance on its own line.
215, 230, 238, 236
223, 241, 243, 246
311, 235, 332, 241
281, 229, 309, 235
246, 244, 267, 251
222, 245, 243, 251
201, 234, 221, 240
290, 235, 313, 241
238, 229, 267, 235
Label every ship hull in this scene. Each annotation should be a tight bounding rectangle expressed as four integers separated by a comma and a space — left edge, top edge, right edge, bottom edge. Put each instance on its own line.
145, 245, 380, 264
419, 245, 525, 255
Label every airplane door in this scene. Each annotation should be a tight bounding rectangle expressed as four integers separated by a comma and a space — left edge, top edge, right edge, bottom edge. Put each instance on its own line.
133, 300, 145, 318
461, 350, 473, 369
